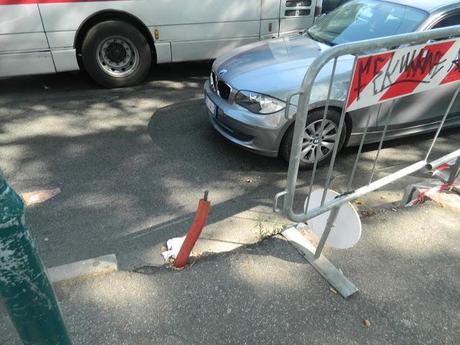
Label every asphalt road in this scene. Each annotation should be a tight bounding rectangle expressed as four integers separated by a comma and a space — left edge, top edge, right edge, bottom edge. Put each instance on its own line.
1, 64, 460, 270
0, 63, 288, 269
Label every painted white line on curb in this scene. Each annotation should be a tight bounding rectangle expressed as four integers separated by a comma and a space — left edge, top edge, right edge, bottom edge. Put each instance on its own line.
47, 254, 118, 283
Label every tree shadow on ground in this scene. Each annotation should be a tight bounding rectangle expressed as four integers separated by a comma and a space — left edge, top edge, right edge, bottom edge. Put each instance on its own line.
0, 69, 459, 344
0, 61, 212, 95
0, 70, 459, 271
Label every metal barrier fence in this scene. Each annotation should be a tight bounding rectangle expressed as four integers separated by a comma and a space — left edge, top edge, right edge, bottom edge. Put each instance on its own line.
274, 26, 460, 297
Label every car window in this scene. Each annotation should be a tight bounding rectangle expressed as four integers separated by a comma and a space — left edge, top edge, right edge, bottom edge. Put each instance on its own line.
308, 0, 428, 45
322, 0, 349, 13
433, 13, 460, 29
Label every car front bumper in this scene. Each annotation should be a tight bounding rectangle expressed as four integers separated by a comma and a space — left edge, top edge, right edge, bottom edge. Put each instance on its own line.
204, 81, 290, 157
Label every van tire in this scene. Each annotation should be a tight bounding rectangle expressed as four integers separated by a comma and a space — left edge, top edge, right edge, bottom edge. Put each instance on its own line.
82, 20, 151, 88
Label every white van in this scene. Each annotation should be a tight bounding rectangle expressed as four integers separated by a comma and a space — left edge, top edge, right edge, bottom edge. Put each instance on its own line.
0, 0, 320, 88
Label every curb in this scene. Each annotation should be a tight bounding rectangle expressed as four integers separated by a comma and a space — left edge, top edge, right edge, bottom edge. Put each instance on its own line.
47, 254, 118, 283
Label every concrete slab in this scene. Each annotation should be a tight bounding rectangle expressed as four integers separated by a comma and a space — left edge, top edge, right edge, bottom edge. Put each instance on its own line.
133, 204, 292, 268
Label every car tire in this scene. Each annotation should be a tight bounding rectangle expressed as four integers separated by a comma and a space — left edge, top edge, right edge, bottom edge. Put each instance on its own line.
82, 20, 152, 88
280, 108, 347, 170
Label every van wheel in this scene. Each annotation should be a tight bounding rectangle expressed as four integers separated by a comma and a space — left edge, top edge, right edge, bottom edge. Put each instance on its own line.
280, 109, 347, 170
82, 20, 151, 88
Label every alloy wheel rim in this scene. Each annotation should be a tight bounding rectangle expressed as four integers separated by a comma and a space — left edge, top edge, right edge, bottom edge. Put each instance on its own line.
96, 36, 139, 78
300, 119, 338, 164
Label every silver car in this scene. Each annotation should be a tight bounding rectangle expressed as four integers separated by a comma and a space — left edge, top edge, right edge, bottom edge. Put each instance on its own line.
204, 0, 460, 168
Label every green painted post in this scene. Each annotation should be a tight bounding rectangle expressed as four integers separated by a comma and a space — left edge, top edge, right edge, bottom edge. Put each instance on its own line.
0, 172, 72, 345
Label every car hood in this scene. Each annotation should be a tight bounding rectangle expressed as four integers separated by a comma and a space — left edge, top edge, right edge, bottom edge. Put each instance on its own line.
213, 35, 352, 102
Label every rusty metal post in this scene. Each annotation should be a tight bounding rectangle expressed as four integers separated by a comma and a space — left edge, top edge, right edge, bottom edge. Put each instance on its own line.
0, 172, 72, 345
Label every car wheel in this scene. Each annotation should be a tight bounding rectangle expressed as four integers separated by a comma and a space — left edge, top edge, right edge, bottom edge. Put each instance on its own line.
82, 21, 152, 88
280, 109, 347, 170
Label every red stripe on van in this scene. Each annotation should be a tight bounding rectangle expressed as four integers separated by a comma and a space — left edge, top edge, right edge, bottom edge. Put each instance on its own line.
0, 0, 119, 4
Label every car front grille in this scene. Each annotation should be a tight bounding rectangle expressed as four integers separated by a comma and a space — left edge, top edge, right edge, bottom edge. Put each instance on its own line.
210, 71, 232, 101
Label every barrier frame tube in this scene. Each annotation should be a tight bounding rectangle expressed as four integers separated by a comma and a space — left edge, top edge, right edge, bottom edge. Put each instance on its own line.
282, 25, 460, 223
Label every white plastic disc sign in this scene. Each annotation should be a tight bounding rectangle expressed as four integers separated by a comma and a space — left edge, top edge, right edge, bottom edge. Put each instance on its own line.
306, 189, 362, 249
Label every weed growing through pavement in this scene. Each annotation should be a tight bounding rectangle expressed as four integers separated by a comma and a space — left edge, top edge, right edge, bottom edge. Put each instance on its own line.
255, 215, 286, 241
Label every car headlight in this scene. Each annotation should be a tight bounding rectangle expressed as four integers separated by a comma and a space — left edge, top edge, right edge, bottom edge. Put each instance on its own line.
235, 90, 286, 114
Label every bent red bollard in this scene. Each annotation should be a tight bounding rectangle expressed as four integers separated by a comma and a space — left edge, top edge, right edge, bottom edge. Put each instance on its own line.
0, 172, 72, 345
175, 192, 211, 269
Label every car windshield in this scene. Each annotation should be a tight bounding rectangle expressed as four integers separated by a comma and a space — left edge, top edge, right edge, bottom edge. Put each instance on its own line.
307, 0, 428, 46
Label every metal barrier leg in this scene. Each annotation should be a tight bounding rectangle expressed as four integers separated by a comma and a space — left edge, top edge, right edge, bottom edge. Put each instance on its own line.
282, 227, 358, 299
0, 174, 72, 345
425, 87, 460, 162
314, 207, 339, 259
448, 156, 460, 184
400, 152, 460, 207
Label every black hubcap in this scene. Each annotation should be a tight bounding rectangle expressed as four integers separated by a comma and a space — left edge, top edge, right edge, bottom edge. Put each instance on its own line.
106, 43, 126, 63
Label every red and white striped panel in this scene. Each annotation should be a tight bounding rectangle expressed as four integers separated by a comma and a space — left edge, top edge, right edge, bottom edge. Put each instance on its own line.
346, 38, 460, 112
0, 0, 116, 4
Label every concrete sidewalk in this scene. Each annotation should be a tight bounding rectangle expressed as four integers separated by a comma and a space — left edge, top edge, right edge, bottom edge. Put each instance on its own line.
1, 199, 459, 345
